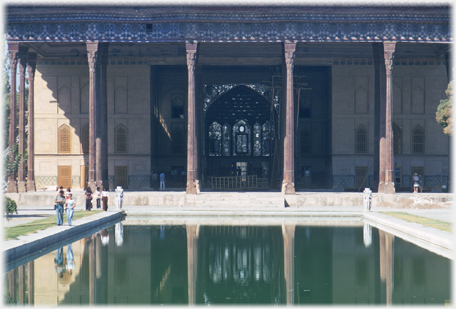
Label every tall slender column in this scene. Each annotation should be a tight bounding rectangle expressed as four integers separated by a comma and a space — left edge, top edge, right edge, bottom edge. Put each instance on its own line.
7, 43, 19, 193
26, 53, 37, 191
383, 42, 396, 194
17, 47, 28, 192
372, 43, 382, 192
282, 224, 295, 305
87, 42, 99, 191
282, 43, 296, 195
98, 43, 109, 189
186, 42, 199, 194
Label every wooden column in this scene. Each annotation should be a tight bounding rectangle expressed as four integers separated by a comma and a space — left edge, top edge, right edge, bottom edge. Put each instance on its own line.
17, 47, 28, 192
87, 42, 99, 191
383, 42, 396, 194
98, 43, 109, 189
186, 42, 199, 194
282, 224, 295, 305
7, 43, 19, 193
282, 43, 296, 195
372, 43, 382, 192
26, 53, 37, 192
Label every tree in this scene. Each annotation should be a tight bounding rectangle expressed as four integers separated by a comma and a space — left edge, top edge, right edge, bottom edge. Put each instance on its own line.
435, 81, 453, 136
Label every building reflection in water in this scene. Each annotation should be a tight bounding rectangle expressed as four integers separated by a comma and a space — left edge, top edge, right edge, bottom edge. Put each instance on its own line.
4, 223, 451, 305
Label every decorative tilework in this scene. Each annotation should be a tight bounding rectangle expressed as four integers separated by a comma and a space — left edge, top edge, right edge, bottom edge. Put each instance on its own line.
333, 175, 355, 191
6, 19, 451, 43
424, 175, 448, 191
35, 176, 58, 188
72, 176, 80, 187
129, 175, 151, 189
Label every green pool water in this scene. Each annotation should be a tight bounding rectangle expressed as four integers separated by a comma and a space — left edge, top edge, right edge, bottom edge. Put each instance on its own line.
4, 223, 452, 306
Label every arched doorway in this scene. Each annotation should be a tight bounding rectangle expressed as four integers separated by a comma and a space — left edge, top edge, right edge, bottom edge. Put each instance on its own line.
204, 85, 276, 190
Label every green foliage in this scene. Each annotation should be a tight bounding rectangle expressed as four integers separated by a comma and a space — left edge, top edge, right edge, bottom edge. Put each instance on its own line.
4, 196, 18, 220
4, 143, 25, 177
435, 81, 453, 136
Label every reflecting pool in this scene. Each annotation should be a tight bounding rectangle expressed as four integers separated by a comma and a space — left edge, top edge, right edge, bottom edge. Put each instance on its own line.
4, 222, 452, 306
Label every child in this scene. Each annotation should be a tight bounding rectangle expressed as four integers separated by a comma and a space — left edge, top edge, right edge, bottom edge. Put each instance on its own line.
65, 193, 76, 226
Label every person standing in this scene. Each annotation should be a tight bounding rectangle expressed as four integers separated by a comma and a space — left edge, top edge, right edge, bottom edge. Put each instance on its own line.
54, 190, 65, 226
65, 193, 76, 226
102, 187, 109, 211
152, 170, 158, 191
94, 187, 101, 209
85, 187, 93, 211
413, 173, 420, 193
160, 172, 166, 190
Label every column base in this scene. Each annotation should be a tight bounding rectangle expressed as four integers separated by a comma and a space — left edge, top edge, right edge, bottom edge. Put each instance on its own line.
384, 182, 395, 194
282, 181, 295, 195
378, 182, 395, 194
186, 181, 199, 194
26, 180, 36, 192
17, 181, 27, 193
88, 181, 97, 192
7, 181, 18, 193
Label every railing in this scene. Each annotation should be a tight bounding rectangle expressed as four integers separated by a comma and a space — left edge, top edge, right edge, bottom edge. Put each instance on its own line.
210, 175, 258, 190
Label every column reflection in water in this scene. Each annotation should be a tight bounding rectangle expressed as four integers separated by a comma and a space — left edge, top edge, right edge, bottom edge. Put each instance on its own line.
4, 224, 452, 306
197, 225, 285, 305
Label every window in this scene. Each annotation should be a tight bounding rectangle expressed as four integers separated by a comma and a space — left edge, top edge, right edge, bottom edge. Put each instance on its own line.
114, 165, 128, 189
58, 124, 71, 154
209, 121, 222, 156
171, 95, 185, 119
222, 124, 231, 156
262, 121, 272, 156
172, 128, 185, 155
355, 166, 369, 189
393, 123, 402, 155
412, 125, 425, 154
355, 125, 368, 154
253, 123, 262, 156
81, 123, 89, 154
115, 125, 128, 154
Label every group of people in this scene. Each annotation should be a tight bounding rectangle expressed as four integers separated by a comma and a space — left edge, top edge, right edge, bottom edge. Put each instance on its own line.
54, 186, 109, 226
54, 187, 75, 226
84, 187, 109, 211
413, 173, 423, 193
151, 170, 166, 191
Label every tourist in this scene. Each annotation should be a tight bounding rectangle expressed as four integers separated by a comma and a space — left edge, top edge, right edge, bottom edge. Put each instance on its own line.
66, 244, 75, 275
152, 170, 158, 191
54, 190, 65, 226
94, 187, 101, 209
85, 187, 93, 211
54, 247, 65, 275
419, 174, 423, 193
102, 187, 109, 211
160, 172, 166, 190
413, 173, 420, 193
65, 193, 76, 226
65, 187, 71, 202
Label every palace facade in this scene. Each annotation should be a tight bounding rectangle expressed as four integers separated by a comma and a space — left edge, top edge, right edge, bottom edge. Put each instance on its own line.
5, 4, 452, 193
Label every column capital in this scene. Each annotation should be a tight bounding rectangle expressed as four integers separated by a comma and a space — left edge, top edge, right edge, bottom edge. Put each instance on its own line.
283, 42, 296, 71
383, 41, 396, 72
87, 42, 99, 72
186, 42, 198, 74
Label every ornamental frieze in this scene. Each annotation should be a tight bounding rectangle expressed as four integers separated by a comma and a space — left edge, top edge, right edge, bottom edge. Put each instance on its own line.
6, 21, 451, 42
